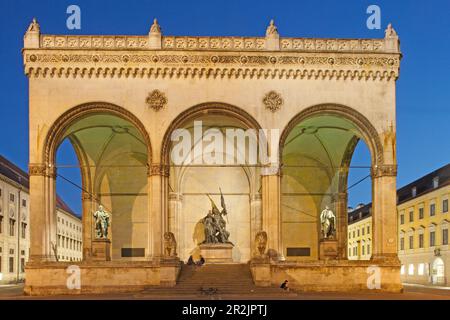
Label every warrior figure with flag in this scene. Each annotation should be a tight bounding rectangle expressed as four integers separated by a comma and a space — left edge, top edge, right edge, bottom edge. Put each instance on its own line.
202, 188, 231, 244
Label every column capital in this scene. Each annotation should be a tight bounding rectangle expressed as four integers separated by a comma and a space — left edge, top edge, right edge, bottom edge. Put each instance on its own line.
371, 164, 397, 178
148, 163, 170, 177
337, 192, 347, 200
29, 163, 46, 176
261, 164, 281, 176
29, 163, 57, 178
251, 193, 262, 202
169, 192, 183, 201
82, 192, 96, 201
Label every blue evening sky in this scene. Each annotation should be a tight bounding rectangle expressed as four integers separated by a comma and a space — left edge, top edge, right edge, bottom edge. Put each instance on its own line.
0, 0, 449, 214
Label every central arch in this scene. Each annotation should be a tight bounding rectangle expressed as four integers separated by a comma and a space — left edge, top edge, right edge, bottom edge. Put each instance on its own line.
161, 102, 263, 263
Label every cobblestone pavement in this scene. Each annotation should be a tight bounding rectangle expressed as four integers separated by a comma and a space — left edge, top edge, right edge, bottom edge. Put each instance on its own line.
0, 283, 449, 300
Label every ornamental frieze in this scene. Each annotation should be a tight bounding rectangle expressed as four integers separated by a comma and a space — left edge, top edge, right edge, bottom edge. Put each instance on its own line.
40, 35, 390, 53
24, 52, 400, 80
25, 53, 400, 68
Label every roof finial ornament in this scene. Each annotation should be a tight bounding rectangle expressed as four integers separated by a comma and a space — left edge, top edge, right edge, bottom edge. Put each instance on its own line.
266, 19, 279, 37
150, 18, 161, 34
385, 23, 397, 38
27, 17, 40, 33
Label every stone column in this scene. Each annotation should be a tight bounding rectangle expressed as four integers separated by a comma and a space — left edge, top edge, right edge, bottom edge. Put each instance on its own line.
169, 192, 183, 259
28, 163, 57, 262
336, 192, 348, 259
81, 192, 94, 260
250, 194, 262, 256
148, 164, 169, 260
261, 166, 282, 259
371, 164, 398, 262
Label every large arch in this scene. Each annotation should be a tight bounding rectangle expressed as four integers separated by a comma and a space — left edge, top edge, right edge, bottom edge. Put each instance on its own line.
279, 103, 384, 261
44, 102, 153, 166
161, 102, 263, 166
161, 102, 264, 262
279, 103, 384, 167
42, 102, 153, 261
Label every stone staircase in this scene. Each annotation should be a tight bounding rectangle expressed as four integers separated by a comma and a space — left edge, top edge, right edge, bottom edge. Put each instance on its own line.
139, 263, 296, 298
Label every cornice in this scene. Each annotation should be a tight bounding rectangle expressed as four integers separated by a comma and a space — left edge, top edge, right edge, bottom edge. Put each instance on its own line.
23, 51, 400, 80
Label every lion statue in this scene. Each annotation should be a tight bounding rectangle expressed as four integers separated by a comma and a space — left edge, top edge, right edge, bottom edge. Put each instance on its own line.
164, 232, 177, 257
255, 231, 268, 256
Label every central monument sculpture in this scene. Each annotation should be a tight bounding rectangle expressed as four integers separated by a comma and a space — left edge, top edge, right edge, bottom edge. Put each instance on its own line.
202, 188, 231, 244
199, 189, 234, 263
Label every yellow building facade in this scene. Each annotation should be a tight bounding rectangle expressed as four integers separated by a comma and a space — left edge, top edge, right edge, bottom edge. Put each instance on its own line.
347, 163, 450, 286
398, 165, 449, 286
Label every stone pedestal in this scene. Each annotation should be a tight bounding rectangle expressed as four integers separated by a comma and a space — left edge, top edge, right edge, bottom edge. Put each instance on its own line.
92, 238, 111, 261
319, 239, 338, 260
250, 260, 271, 287
199, 243, 233, 263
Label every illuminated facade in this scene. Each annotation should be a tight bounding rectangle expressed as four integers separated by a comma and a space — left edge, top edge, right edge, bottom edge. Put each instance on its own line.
0, 155, 81, 284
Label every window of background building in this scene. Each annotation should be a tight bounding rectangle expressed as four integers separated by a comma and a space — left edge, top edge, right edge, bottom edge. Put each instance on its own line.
20, 258, 25, 273
9, 193, 14, 202
442, 229, 448, 245
443, 199, 448, 213
419, 207, 424, 219
409, 211, 414, 222
348, 232, 351, 239
362, 228, 365, 236
408, 264, 414, 275
400, 237, 405, 250
400, 265, 405, 275
8, 257, 13, 273
22, 199, 26, 207
400, 214, 404, 225
367, 226, 370, 234
9, 218, 15, 236
362, 246, 365, 255
409, 235, 414, 249
0, 216, 3, 234
430, 231, 436, 247
418, 263, 425, 276
353, 231, 355, 238
357, 229, 360, 237
419, 234, 424, 248
367, 244, 370, 255
433, 177, 439, 188
21, 222, 26, 239
430, 203, 436, 216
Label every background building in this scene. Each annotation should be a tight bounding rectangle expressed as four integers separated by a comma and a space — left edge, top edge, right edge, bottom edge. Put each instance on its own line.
348, 204, 372, 260
347, 163, 450, 286
398, 164, 449, 286
0, 155, 81, 284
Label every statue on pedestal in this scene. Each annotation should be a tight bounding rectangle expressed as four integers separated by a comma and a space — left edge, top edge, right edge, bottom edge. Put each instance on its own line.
255, 231, 268, 256
164, 232, 177, 257
320, 205, 336, 239
201, 189, 231, 244
93, 205, 110, 239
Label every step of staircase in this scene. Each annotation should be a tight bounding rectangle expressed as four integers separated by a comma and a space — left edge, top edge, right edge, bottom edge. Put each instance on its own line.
140, 263, 297, 298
